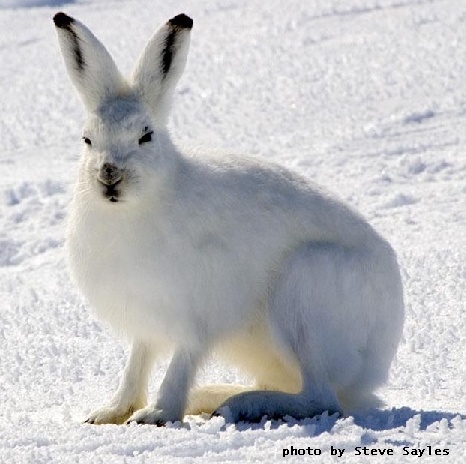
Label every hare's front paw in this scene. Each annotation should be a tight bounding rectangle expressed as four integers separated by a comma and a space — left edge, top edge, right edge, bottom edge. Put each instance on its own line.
127, 407, 181, 426
85, 405, 136, 425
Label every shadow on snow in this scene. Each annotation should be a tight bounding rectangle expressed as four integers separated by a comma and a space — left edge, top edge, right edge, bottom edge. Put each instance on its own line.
225, 406, 464, 439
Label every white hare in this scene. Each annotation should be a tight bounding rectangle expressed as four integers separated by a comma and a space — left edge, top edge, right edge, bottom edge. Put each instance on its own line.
54, 11, 404, 425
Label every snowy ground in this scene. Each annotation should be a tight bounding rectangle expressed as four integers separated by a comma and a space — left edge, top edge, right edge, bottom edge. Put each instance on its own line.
1, 0, 466, 462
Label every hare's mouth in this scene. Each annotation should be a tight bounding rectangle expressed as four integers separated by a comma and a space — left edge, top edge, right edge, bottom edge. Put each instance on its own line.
99, 178, 122, 203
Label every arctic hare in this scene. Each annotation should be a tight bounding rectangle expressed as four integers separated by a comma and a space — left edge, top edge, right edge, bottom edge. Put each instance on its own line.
54, 11, 404, 425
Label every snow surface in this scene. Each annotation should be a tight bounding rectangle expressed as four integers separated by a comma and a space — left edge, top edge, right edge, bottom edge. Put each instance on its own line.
1, 0, 466, 462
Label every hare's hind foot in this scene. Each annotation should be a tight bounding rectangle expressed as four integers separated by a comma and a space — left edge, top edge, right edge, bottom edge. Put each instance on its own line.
213, 390, 342, 423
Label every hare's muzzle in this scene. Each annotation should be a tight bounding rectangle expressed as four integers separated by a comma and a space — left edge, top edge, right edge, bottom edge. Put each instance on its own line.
97, 163, 123, 203
98, 163, 123, 185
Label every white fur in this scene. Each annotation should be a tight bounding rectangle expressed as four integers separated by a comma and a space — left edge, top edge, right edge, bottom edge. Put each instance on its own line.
55, 12, 404, 425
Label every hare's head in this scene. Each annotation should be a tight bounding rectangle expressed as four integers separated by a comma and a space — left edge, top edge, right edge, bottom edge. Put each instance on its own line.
53, 12, 192, 204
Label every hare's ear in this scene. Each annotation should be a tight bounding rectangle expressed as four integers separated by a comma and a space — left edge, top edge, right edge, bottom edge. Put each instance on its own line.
131, 14, 193, 128
53, 12, 127, 112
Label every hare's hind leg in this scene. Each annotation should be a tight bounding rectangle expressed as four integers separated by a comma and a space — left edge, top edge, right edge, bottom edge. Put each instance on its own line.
186, 324, 302, 415
213, 352, 341, 423
214, 243, 383, 422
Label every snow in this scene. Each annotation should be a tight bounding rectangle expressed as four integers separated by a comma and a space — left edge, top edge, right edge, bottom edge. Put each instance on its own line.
0, 0, 72, 10
1, 0, 466, 462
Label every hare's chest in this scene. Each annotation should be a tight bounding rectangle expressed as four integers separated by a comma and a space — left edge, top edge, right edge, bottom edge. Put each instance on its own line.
67, 208, 270, 340
72, 224, 166, 289
67, 217, 214, 334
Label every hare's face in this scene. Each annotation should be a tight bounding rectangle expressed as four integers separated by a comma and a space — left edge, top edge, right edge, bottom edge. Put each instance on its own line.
81, 99, 157, 204
54, 11, 193, 202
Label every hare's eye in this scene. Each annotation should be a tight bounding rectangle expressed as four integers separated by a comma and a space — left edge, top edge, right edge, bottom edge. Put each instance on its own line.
139, 131, 153, 145
83, 137, 92, 146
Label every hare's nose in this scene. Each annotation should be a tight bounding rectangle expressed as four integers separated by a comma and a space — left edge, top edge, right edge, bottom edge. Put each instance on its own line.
99, 163, 122, 185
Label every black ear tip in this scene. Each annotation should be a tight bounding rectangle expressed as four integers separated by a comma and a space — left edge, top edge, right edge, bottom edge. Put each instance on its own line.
168, 13, 193, 29
53, 12, 74, 28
